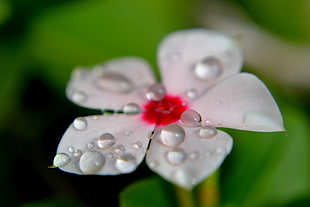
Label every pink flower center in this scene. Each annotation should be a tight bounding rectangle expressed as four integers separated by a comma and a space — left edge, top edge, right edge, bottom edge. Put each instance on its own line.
142, 95, 188, 126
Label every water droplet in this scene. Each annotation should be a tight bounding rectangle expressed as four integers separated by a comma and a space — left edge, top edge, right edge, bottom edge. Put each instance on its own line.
53, 153, 71, 167
107, 153, 114, 159
168, 52, 181, 63
114, 145, 125, 154
194, 57, 223, 80
215, 147, 226, 155
146, 83, 166, 101
186, 89, 199, 99
181, 110, 201, 127
160, 123, 186, 147
71, 90, 87, 103
124, 131, 133, 136
95, 72, 133, 93
189, 151, 200, 160
87, 142, 96, 150
205, 151, 212, 157
92, 116, 100, 120
98, 133, 116, 149
79, 151, 105, 174
73, 117, 88, 131
148, 161, 158, 168
68, 146, 75, 153
166, 148, 187, 165
123, 103, 141, 114
133, 141, 142, 149
115, 153, 137, 173
73, 149, 82, 157
199, 125, 217, 138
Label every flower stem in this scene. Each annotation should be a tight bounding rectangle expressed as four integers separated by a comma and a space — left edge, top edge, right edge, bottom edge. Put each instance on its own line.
175, 186, 198, 207
197, 170, 220, 207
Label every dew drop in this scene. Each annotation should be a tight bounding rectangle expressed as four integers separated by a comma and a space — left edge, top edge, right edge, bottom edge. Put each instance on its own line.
95, 72, 133, 93
73, 150, 82, 157
87, 142, 96, 150
114, 145, 125, 154
123, 103, 141, 114
148, 161, 158, 168
146, 83, 166, 101
115, 153, 137, 173
53, 153, 71, 167
189, 151, 200, 160
166, 148, 187, 165
215, 147, 227, 155
71, 90, 87, 103
73, 117, 88, 131
124, 131, 133, 136
168, 52, 181, 63
181, 110, 202, 127
205, 151, 212, 157
199, 125, 217, 138
133, 141, 143, 149
68, 146, 75, 153
194, 56, 223, 80
97, 133, 116, 149
79, 151, 105, 174
107, 153, 114, 159
186, 89, 199, 99
160, 123, 186, 147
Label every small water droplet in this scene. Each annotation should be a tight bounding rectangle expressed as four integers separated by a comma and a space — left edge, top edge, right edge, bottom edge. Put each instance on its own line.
194, 57, 223, 80
169, 52, 181, 63
123, 103, 141, 114
92, 116, 100, 120
199, 125, 217, 138
123, 131, 133, 136
205, 151, 212, 157
53, 153, 71, 167
215, 147, 226, 155
189, 151, 200, 160
79, 151, 105, 174
73, 117, 88, 131
68, 146, 75, 153
146, 83, 166, 101
115, 153, 137, 173
114, 145, 125, 154
133, 141, 143, 149
107, 153, 114, 159
148, 161, 158, 168
166, 148, 187, 165
160, 123, 186, 147
71, 90, 87, 103
87, 142, 96, 150
95, 72, 133, 93
73, 149, 82, 157
98, 133, 116, 149
181, 110, 202, 127
186, 89, 199, 99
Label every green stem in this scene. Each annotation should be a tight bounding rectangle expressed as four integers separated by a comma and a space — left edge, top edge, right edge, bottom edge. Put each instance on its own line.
175, 185, 198, 207
197, 170, 220, 207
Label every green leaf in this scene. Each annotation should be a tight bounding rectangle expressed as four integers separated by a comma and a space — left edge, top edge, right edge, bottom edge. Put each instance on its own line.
19, 197, 87, 207
220, 103, 310, 206
119, 176, 177, 207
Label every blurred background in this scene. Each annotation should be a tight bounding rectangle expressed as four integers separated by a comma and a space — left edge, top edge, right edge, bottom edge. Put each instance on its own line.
0, 0, 309, 206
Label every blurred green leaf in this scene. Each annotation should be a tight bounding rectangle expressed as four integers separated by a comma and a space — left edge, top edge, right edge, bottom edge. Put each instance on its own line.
19, 197, 87, 207
119, 176, 177, 207
25, 0, 192, 91
0, 0, 11, 26
220, 103, 310, 206
236, 0, 310, 41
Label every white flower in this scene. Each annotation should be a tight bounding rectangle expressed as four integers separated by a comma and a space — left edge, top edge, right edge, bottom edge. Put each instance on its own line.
53, 29, 284, 189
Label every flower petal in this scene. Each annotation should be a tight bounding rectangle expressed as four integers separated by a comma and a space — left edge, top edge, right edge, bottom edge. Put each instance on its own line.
53, 114, 154, 175
146, 123, 233, 190
66, 57, 156, 110
191, 73, 284, 132
157, 29, 243, 101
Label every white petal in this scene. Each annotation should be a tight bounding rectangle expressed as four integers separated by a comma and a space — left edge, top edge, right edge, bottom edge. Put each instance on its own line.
54, 115, 154, 175
146, 123, 233, 190
191, 73, 284, 132
66, 57, 156, 110
158, 29, 243, 101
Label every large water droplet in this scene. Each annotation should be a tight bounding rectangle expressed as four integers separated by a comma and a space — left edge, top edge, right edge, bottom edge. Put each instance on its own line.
160, 123, 186, 147
146, 83, 166, 101
79, 151, 105, 174
98, 133, 116, 149
71, 90, 87, 103
123, 103, 141, 114
115, 153, 137, 173
53, 153, 71, 167
199, 125, 217, 138
194, 57, 223, 80
166, 148, 187, 165
95, 72, 133, 93
73, 117, 88, 131
181, 110, 201, 127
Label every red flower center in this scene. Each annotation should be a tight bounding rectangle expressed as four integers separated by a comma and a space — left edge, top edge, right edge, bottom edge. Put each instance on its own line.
142, 95, 188, 126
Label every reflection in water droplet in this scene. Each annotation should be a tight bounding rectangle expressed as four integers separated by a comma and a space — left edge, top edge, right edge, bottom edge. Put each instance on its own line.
166, 148, 187, 165
73, 117, 88, 131
194, 57, 223, 80
186, 89, 199, 99
123, 103, 141, 114
53, 153, 71, 167
98, 133, 116, 149
181, 110, 201, 127
79, 151, 105, 174
199, 125, 217, 138
71, 90, 87, 103
115, 153, 137, 173
95, 72, 133, 93
146, 83, 166, 101
160, 123, 186, 147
